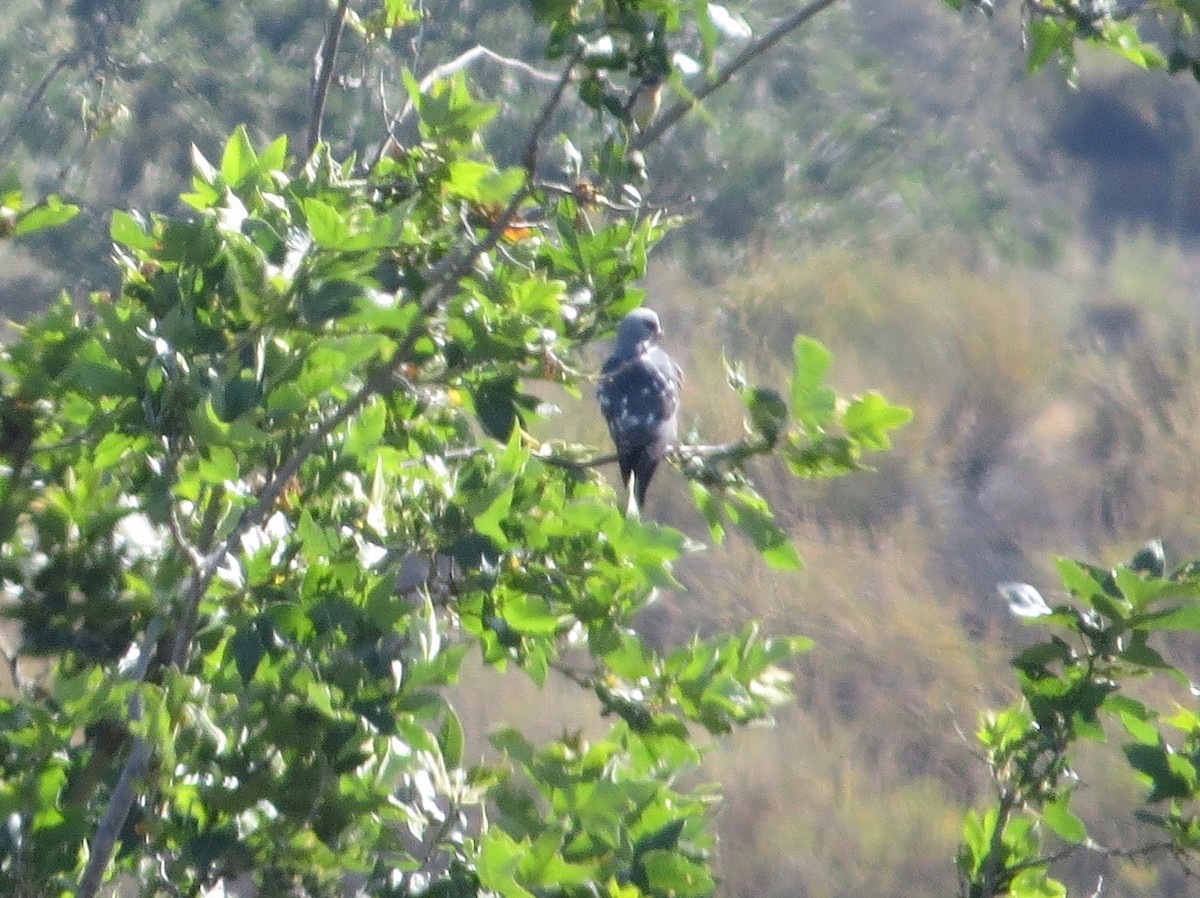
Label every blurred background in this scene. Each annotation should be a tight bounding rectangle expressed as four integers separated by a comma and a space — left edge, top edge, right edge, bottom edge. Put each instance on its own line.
4, 0, 1200, 894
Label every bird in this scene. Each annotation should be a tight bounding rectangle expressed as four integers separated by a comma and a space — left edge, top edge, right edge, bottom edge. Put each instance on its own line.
597, 307, 682, 511
624, 72, 665, 133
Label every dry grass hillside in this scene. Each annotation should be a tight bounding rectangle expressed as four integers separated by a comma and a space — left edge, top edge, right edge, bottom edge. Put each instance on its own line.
495, 229, 1200, 898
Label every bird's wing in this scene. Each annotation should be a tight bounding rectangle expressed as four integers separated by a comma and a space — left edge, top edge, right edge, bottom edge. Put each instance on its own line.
597, 348, 680, 453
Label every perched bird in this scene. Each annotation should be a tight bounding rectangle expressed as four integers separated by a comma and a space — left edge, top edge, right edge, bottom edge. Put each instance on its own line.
624, 72, 664, 132
597, 308, 682, 510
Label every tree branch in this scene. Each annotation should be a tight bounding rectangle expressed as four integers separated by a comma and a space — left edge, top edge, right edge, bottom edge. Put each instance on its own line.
0, 50, 83, 157
522, 44, 583, 176
373, 44, 560, 166
76, 615, 166, 898
421, 43, 584, 300
306, 0, 354, 160
633, 0, 844, 151
78, 42, 583, 896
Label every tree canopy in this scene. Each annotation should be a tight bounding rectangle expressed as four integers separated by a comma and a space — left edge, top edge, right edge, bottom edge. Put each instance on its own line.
3, 1, 1200, 897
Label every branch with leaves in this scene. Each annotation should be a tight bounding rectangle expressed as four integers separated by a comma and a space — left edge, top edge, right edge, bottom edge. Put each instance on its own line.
960, 545, 1200, 897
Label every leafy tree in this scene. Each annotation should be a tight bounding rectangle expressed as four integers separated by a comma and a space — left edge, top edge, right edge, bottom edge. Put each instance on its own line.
4, 0, 1200, 896
0, 1, 912, 896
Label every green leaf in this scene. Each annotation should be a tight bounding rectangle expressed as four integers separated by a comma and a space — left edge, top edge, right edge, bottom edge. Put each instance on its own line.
229, 624, 265, 684
744, 386, 788, 445
843, 392, 912, 451
1096, 20, 1165, 70
1027, 17, 1071, 72
1041, 797, 1087, 844
1009, 868, 1067, 898
159, 220, 222, 265
438, 708, 465, 769
472, 376, 524, 440
724, 492, 801, 571
689, 482, 725, 543
110, 210, 158, 250
220, 124, 259, 187
477, 829, 536, 898
298, 509, 340, 559
1124, 742, 1195, 802
444, 159, 497, 201
790, 335, 837, 432
958, 809, 990, 875
501, 593, 563, 636
303, 198, 349, 249
1117, 709, 1160, 745
259, 134, 289, 172
14, 196, 79, 236
637, 850, 714, 898
472, 479, 515, 547
1137, 604, 1200, 631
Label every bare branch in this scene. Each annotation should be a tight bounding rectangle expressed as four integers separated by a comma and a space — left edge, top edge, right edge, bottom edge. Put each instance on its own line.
634, 0, 844, 151
522, 44, 584, 175
307, 0, 354, 159
0, 50, 83, 157
417, 44, 560, 92
422, 43, 584, 298
78, 737, 155, 898
374, 44, 561, 164
77, 616, 166, 898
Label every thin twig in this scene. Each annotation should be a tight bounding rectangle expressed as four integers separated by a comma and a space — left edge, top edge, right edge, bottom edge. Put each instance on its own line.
307, 0, 354, 159
422, 44, 584, 300
0, 50, 83, 157
534, 178, 688, 214
373, 44, 560, 166
549, 659, 596, 689
634, 0, 844, 151
980, 787, 1017, 898
522, 44, 584, 175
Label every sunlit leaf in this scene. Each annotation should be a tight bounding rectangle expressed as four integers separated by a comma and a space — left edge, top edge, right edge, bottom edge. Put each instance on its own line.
220, 124, 259, 187
790, 335, 836, 432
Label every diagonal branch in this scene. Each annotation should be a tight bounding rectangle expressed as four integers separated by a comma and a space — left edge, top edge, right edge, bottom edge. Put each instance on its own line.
522, 44, 583, 175
76, 615, 166, 898
372, 44, 560, 167
421, 42, 584, 300
306, 0, 354, 159
633, 0, 844, 151
0, 50, 85, 157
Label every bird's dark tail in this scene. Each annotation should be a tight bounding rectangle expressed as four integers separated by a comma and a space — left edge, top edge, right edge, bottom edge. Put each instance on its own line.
626, 449, 661, 510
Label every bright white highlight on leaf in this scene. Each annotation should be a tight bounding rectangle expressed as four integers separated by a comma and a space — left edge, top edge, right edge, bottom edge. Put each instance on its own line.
241, 511, 290, 558
114, 511, 167, 561
582, 35, 614, 58
217, 193, 248, 233
997, 581, 1052, 618
560, 137, 582, 172
116, 639, 144, 676
707, 3, 752, 40
673, 52, 702, 76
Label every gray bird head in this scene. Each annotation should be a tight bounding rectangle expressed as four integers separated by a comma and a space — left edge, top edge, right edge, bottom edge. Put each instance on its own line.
614, 308, 662, 355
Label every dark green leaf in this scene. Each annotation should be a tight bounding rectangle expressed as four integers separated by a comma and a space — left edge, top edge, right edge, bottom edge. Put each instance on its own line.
439, 708, 465, 769
229, 625, 265, 685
